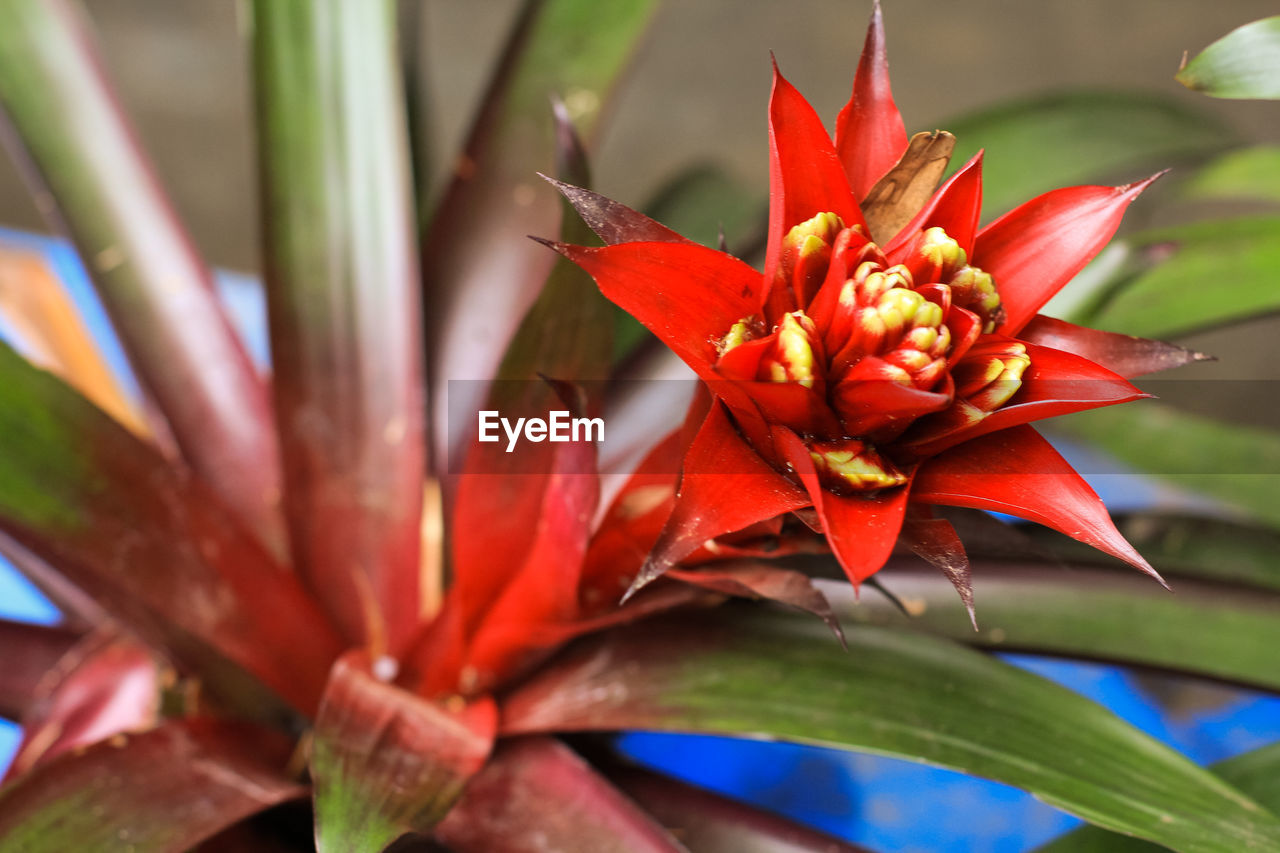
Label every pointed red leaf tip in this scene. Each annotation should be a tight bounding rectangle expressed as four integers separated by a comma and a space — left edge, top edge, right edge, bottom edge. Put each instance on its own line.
537, 175, 693, 246
978, 172, 1166, 336
765, 58, 864, 284
1020, 315, 1212, 379
773, 427, 911, 585
624, 403, 810, 601
912, 425, 1166, 587
550, 240, 763, 380
835, 0, 909, 199
886, 151, 985, 256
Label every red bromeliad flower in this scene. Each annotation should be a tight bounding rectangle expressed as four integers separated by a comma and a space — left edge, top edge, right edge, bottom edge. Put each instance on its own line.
547, 5, 1198, 609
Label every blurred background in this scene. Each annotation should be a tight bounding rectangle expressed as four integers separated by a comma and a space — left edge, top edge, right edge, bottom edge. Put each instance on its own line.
3, 2, 1280, 851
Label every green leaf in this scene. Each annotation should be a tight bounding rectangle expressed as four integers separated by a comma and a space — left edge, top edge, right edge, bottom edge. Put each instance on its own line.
943, 92, 1235, 217
1052, 402, 1280, 529
251, 0, 426, 654
1182, 145, 1280, 204
311, 652, 495, 851
1178, 17, 1280, 99
422, 0, 661, 467
0, 341, 343, 714
1039, 742, 1280, 851
0, 0, 282, 549
503, 607, 1280, 851
0, 720, 303, 853
832, 566, 1280, 692
1081, 217, 1280, 337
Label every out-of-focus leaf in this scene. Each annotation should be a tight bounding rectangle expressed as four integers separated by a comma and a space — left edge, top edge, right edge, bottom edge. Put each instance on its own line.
833, 565, 1280, 691
0, 342, 343, 713
0, 619, 79, 720
1183, 145, 1280, 204
503, 607, 1280, 851
5, 629, 159, 779
1177, 17, 1280, 99
252, 0, 425, 655
1039, 742, 1280, 852
0, 248, 144, 435
435, 737, 685, 853
944, 92, 1235, 217
667, 561, 844, 644
1052, 402, 1280, 529
311, 652, 496, 851
613, 766, 873, 853
641, 164, 768, 255
0, 720, 304, 852
1082, 217, 1280, 337
1027, 514, 1280, 593
423, 0, 661, 468
0, 0, 282, 549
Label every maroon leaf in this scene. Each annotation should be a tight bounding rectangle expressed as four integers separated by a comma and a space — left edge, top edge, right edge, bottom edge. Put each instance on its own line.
900, 507, 976, 629
0, 720, 304, 852
435, 737, 686, 853
1020, 314, 1211, 378
544, 176, 693, 246
668, 561, 845, 645
5, 628, 159, 780
613, 767, 874, 853
311, 652, 496, 851
0, 619, 80, 721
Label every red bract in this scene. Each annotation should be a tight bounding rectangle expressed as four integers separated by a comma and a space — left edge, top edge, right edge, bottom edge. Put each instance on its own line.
550, 5, 1193, 606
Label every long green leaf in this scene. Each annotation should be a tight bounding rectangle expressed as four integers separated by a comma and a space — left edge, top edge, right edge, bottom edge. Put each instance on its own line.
0, 720, 304, 853
0, 341, 342, 713
503, 608, 1280, 851
831, 566, 1280, 691
0, 0, 282, 549
422, 0, 661, 469
1040, 742, 1280, 852
1178, 17, 1280, 99
944, 92, 1235, 217
1052, 403, 1280, 529
252, 0, 426, 655
311, 652, 495, 851
1080, 216, 1280, 337
1182, 145, 1280, 204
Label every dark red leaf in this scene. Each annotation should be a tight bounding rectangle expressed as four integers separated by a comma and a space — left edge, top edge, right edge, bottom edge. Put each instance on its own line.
543, 176, 693, 246
1020, 314, 1211, 378
668, 561, 845, 645
5, 629, 159, 780
629, 404, 809, 597
765, 62, 863, 284
976, 175, 1162, 335
311, 652, 496, 851
900, 507, 975, 629
835, 0, 908, 199
0, 719, 303, 852
0, 619, 79, 721
435, 737, 685, 853
773, 427, 911, 585
911, 425, 1162, 581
